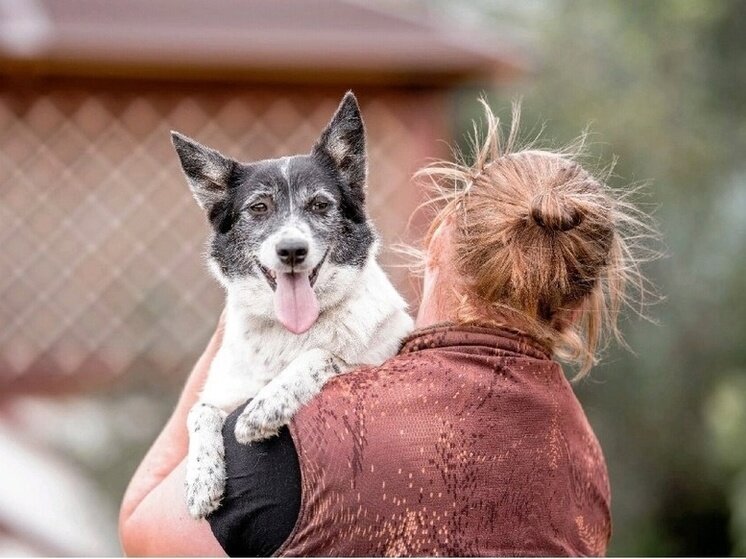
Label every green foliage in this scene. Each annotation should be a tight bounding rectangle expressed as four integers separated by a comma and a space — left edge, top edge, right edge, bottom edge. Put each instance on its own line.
446, 0, 746, 554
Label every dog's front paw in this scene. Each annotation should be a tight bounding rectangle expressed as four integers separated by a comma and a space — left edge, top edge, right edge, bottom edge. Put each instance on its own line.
234, 398, 291, 444
185, 474, 224, 519
185, 446, 226, 519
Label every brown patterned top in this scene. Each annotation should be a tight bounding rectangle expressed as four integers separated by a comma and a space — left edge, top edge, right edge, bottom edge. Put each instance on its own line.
278, 324, 611, 557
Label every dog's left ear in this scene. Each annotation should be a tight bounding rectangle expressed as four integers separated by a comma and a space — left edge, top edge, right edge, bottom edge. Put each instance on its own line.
312, 91, 367, 193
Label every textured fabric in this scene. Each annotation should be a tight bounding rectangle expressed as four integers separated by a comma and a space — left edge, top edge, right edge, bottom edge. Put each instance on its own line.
278, 324, 611, 557
208, 414, 301, 557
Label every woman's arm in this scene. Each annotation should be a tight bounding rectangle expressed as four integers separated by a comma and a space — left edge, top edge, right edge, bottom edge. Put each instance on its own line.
119, 313, 226, 556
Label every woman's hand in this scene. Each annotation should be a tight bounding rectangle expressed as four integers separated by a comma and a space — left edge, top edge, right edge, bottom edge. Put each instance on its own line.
119, 312, 227, 556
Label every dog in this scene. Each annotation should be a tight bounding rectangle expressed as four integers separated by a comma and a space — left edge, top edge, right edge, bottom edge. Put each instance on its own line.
171, 92, 414, 519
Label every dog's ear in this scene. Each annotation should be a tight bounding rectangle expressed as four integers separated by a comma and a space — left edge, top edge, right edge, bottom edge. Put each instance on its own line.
171, 131, 234, 212
312, 91, 367, 193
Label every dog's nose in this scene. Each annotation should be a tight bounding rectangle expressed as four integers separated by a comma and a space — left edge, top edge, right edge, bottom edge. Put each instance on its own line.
276, 239, 308, 267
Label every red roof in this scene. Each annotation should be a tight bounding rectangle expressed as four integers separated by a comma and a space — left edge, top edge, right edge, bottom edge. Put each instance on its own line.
0, 0, 525, 83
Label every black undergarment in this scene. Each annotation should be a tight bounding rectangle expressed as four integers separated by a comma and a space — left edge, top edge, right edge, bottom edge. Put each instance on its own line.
207, 403, 302, 557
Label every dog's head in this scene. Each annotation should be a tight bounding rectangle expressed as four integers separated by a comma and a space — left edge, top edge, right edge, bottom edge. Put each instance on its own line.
172, 92, 376, 334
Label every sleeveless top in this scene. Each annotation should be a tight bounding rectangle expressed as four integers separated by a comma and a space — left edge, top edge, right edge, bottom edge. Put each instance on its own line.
275, 324, 611, 556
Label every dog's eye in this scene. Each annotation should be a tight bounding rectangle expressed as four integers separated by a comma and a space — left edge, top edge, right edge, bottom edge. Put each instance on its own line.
249, 202, 268, 215
310, 199, 331, 213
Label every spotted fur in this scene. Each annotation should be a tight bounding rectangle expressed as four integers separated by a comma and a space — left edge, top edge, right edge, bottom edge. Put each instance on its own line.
172, 92, 413, 519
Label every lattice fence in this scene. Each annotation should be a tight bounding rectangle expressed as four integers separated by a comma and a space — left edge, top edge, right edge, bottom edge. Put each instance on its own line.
0, 84, 438, 392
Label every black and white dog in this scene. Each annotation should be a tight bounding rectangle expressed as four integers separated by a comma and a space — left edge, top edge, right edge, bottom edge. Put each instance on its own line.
172, 92, 413, 519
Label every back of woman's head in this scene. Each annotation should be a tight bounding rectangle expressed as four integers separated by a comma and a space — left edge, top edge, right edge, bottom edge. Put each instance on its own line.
417, 102, 657, 377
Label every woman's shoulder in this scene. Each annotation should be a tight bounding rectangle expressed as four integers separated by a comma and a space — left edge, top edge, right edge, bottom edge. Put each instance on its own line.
284, 329, 611, 556
316, 326, 565, 413
293, 325, 602, 470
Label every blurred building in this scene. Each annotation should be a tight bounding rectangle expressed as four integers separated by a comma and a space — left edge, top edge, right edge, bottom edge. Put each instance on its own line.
0, 0, 520, 554
0, 0, 521, 392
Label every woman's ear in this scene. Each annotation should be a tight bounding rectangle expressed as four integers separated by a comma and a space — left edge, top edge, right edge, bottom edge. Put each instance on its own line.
551, 301, 584, 332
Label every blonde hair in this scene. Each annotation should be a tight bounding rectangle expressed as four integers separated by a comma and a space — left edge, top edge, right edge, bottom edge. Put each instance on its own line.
413, 101, 658, 378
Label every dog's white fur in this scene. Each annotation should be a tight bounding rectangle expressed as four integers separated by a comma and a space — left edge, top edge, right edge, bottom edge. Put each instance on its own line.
186, 253, 413, 518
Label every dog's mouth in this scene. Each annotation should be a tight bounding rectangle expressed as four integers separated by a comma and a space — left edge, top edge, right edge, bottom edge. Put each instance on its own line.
257, 262, 277, 290
256, 249, 329, 292
256, 249, 330, 335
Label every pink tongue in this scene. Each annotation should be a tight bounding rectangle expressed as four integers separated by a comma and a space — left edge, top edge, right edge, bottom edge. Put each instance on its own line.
274, 272, 320, 334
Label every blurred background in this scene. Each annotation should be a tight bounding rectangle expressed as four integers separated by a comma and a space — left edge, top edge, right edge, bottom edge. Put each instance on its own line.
1, 0, 744, 555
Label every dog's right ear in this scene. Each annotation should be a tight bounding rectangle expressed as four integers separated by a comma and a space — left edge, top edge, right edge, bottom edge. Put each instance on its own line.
171, 131, 234, 212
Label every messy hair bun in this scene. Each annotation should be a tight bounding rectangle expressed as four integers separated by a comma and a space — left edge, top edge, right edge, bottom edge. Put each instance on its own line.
530, 186, 584, 232
415, 101, 657, 377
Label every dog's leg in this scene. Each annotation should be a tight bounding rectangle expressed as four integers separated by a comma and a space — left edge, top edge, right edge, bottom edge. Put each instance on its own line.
234, 348, 347, 444
185, 402, 228, 519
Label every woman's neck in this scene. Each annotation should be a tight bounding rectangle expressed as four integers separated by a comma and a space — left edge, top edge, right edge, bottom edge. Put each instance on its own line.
415, 264, 460, 329
415, 219, 465, 329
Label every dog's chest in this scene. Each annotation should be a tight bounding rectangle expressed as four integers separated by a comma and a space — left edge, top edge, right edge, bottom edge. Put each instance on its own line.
241, 332, 304, 377
200, 317, 344, 411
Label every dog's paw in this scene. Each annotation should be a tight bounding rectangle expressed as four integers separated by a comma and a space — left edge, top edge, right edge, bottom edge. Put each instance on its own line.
185, 475, 224, 519
234, 398, 290, 444
185, 449, 226, 519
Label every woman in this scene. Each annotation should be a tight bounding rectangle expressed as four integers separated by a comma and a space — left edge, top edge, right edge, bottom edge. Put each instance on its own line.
120, 103, 651, 556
